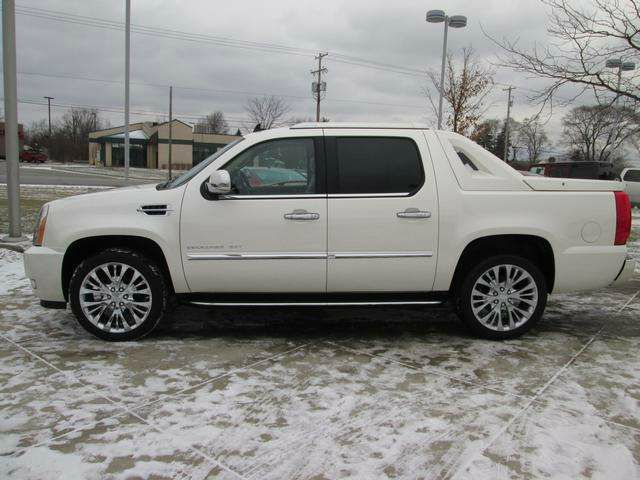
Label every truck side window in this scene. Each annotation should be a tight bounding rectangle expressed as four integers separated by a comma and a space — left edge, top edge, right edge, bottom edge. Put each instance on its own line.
455, 149, 479, 171
224, 138, 316, 195
333, 137, 423, 194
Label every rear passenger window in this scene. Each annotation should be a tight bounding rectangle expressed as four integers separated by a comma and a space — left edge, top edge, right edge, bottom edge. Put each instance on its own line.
333, 137, 423, 194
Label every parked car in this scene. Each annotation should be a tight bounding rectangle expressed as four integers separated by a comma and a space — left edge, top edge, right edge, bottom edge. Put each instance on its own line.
529, 161, 615, 180
24, 124, 635, 341
620, 167, 640, 207
19, 145, 47, 163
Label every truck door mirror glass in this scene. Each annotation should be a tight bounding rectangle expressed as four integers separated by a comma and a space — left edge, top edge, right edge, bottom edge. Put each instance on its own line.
207, 170, 231, 195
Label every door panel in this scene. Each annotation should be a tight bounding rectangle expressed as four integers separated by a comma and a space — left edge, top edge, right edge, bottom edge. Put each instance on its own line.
180, 133, 327, 293
325, 131, 438, 292
181, 197, 327, 292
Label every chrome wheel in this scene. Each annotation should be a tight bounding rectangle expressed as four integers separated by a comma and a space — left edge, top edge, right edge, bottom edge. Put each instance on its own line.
79, 262, 152, 333
470, 264, 538, 331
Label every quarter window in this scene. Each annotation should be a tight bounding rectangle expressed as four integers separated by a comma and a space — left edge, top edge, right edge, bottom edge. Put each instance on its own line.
224, 138, 317, 195
333, 137, 423, 194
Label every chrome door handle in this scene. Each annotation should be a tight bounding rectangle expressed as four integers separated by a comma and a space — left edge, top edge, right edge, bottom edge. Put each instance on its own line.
397, 208, 431, 219
284, 209, 320, 221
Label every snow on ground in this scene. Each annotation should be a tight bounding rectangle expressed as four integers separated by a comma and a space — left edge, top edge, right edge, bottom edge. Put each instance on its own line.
0, 249, 29, 296
0, 225, 639, 478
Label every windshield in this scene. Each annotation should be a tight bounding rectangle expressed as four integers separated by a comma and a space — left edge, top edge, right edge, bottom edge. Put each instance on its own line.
158, 138, 244, 189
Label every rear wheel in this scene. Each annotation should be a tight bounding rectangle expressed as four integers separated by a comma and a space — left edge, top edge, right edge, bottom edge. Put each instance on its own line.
457, 255, 547, 340
69, 248, 168, 341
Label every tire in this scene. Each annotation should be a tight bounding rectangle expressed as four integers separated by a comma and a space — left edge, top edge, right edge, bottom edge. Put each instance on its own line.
69, 248, 169, 341
456, 254, 547, 340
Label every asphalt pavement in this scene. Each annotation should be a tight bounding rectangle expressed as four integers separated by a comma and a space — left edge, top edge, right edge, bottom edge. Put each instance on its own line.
0, 160, 151, 187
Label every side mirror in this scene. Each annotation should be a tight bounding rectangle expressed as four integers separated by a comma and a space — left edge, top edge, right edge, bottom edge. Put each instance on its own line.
207, 170, 231, 195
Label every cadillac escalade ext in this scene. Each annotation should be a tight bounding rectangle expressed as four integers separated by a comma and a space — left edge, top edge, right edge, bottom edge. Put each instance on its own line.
24, 123, 636, 341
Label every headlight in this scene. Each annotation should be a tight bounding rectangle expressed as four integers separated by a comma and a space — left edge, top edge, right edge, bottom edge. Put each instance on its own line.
33, 204, 49, 246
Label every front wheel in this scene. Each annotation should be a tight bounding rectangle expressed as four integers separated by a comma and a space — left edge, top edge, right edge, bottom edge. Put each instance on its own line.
457, 255, 547, 340
69, 248, 169, 341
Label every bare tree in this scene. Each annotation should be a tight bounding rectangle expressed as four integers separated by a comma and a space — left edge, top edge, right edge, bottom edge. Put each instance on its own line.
426, 47, 494, 135
471, 118, 501, 155
562, 104, 640, 164
195, 111, 229, 134
486, 0, 640, 107
518, 117, 549, 164
244, 96, 290, 130
26, 108, 106, 162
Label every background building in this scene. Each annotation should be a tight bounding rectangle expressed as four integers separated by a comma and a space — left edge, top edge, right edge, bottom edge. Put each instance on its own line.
88, 119, 240, 170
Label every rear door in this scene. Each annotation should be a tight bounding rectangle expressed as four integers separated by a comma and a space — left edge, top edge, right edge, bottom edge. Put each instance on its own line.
325, 130, 438, 292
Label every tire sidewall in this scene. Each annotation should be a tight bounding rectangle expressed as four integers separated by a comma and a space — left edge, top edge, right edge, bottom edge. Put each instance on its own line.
69, 248, 167, 341
459, 254, 547, 340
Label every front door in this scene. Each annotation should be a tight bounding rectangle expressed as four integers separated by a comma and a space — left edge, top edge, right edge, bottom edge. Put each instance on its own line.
180, 135, 327, 293
325, 131, 438, 292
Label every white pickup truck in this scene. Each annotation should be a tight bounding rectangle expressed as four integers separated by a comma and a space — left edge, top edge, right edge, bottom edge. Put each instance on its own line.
24, 123, 636, 341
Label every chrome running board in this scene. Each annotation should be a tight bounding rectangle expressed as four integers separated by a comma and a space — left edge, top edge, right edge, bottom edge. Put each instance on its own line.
188, 300, 443, 307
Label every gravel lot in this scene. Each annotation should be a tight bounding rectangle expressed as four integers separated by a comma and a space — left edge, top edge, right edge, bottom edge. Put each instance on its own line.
0, 201, 639, 479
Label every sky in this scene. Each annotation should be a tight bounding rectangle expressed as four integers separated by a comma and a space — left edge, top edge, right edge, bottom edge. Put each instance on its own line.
4, 0, 607, 155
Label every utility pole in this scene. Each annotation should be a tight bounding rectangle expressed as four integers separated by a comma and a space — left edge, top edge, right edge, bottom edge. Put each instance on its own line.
2, 0, 26, 242
124, 0, 131, 181
503, 86, 514, 163
311, 53, 328, 122
44, 96, 54, 136
168, 86, 172, 180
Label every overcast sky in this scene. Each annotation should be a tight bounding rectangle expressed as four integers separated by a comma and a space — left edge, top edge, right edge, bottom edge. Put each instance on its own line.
7, 0, 603, 153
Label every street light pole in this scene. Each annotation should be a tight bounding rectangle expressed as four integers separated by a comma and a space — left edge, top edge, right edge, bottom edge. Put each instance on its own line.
437, 20, 449, 130
605, 58, 636, 106
124, 0, 131, 182
426, 10, 467, 130
2, 0, 26, 242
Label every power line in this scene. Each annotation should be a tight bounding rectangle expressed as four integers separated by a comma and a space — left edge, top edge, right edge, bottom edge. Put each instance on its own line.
15, 4, 428, 78
12, 98, 251, 128
14, 70, 427, 109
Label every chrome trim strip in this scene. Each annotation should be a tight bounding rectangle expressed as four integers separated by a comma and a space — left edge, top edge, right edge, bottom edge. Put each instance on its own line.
190, 300, 443, 307
332, 251, 433, 259
187, 252, 326, 261
327, 193, 410, 198
188, 251, 433, 261
217, 193, 416, 199
219, 194, 326, 200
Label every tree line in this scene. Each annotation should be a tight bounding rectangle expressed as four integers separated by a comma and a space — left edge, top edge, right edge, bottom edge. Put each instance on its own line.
26, 0, 640, 166
26, 108, 108, 162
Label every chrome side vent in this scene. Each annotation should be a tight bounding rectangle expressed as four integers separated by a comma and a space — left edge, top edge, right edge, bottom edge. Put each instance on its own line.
137, 204, 171, 216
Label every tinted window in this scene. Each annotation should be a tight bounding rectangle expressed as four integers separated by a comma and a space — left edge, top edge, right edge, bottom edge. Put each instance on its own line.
624, 169, 640, 182
224, 138, 316, 195
547, 165, 567, 177
570, 163, 598, 179
456, 149, 479, 171
334, 137, 423, 194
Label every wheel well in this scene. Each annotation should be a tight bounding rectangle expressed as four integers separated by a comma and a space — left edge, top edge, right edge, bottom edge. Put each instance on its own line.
61, 235, 174, 301
450, 235, 555, 294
